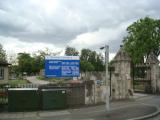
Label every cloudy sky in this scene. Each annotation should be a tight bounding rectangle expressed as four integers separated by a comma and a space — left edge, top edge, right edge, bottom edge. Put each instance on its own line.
0, 0, 160, 59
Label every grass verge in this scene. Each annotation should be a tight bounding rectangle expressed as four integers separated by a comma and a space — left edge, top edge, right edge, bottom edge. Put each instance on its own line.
8, 79, 29, 86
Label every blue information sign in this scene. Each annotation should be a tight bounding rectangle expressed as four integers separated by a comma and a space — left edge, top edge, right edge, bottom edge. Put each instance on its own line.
45, 56, 80, 77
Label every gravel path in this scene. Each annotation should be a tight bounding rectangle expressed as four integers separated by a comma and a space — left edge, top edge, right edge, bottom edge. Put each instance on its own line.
27, 76, 50, 85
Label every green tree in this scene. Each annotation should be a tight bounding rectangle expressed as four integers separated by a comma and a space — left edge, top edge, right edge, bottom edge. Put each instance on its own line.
80, 61, 94, 72
0, 43, 6, 61
8, 53, 19, 76
123, 17, 160, 63
80, 48, 105, 71
65, 46, 79, 56
80, 49, 92, 61
32, 55, 44, 73
32, 48, 61, 74
17, 53, 34, 75
94, 53, 105, 71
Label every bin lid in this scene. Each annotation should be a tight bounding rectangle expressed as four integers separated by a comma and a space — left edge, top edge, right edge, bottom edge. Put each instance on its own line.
41, 89, 66, 91
8, 88, 38, 91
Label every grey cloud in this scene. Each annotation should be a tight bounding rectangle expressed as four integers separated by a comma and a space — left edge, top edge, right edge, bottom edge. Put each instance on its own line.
0, 0, 160, 52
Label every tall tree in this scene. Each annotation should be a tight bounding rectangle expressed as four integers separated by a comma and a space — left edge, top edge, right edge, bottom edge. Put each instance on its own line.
80, 61, 95, 72
94, 53, 105, 71
17, 53, 34, 75
80, 48, 105, 72
80, 49, 92, 61
8, 53, 19, 76
65, 46, 79, 56
123, 17, 160, 63
32, 48, 61, 74
0, 43, 6, 62
36, 48, 60, 65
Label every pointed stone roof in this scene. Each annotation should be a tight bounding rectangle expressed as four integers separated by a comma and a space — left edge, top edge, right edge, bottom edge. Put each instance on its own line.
113, 46, 131, 62
146, 52, 159, 64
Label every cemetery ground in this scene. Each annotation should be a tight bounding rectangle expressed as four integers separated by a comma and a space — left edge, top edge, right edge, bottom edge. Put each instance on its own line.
0, 93, 160, 120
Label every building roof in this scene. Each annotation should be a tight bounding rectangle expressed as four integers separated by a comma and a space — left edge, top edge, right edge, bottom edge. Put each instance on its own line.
146, 52, 159, 64
0, 61, 10, 66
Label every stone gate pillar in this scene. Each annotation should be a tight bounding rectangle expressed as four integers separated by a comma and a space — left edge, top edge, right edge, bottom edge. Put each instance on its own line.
146, 53, 159, 93
111, 47, 132, 100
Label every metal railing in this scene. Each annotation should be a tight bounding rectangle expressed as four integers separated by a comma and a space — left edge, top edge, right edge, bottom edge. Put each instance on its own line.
0, 84, 39, 105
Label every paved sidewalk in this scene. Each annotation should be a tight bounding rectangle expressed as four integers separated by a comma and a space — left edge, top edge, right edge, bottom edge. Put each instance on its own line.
27, 76, 49, 85
133, 93, 149, 99
0, 99, 158, 120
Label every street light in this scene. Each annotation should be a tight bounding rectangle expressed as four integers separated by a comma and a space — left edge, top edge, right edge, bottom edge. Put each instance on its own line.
100, 45, 110, 111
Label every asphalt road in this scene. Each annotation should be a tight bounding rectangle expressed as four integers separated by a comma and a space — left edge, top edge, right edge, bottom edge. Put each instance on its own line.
138, 95, 160, 120
1, 94, 160, 120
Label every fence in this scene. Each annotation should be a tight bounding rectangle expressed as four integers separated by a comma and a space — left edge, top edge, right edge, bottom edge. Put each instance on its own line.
133, 64, 152, 93
0, 85, 8, 105
0, 84, 39, 105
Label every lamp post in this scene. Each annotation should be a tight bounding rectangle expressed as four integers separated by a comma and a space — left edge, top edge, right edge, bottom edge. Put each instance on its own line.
100, 45, 110, 111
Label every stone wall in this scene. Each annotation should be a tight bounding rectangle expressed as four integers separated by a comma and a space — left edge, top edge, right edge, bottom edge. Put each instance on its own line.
81, 71, 106, 104
84, 80, 106, 105
95, 85, 106, 103
81, 72, 105, 81
85, 80, 95, 104
158, 67, 160, 93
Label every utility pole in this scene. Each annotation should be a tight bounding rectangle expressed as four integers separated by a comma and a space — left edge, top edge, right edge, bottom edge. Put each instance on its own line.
100, 45, 110, 111
105, 45, 110, 111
